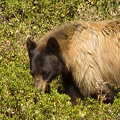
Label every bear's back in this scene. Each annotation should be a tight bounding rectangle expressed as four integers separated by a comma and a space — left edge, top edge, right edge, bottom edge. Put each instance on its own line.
37, 20, 120, 51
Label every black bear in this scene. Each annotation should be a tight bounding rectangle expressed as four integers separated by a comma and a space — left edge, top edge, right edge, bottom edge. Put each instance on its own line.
27, 20, 120, 106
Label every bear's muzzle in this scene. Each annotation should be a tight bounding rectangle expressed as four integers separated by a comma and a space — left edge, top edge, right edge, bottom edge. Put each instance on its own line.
34, 75, 48, 92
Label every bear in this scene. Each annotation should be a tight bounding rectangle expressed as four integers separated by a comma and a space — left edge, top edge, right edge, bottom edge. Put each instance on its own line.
27, 20, 120, 106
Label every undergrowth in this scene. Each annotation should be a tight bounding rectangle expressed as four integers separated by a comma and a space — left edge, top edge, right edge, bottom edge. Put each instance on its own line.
0, 0, 120, 119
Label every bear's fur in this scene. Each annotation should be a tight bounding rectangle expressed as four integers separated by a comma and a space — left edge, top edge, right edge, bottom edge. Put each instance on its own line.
27, 20, 120, 106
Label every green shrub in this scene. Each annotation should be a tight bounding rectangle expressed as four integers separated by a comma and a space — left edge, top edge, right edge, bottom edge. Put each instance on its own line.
0, 0, 120, 119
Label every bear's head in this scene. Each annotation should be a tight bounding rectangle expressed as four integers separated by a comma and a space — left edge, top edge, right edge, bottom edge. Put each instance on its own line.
27, 37, 65, 92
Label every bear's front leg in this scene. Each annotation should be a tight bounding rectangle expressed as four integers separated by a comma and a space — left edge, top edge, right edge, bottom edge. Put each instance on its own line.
61, 72, 83, 106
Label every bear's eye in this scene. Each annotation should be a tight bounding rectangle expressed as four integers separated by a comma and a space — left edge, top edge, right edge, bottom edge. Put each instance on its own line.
42, 71, 51, 80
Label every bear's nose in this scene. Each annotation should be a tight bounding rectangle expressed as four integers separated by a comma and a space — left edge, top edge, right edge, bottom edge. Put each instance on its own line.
34, 76, 48, 92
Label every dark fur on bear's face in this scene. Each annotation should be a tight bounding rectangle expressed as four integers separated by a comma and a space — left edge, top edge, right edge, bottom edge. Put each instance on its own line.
27, 37, 65, 92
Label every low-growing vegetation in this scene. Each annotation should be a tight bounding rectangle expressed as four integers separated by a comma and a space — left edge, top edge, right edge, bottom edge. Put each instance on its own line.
0, 0, 120, 119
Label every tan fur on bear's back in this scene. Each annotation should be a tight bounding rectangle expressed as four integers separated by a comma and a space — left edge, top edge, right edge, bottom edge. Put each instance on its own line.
67, 20, 120, 96
37, 20, 120, 97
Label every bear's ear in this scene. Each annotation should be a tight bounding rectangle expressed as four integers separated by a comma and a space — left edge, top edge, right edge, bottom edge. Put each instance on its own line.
46, 37, 60, 54
26, 37, 37, 57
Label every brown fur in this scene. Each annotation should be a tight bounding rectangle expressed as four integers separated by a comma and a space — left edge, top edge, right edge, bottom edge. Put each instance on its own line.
35, 20, 120, 103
